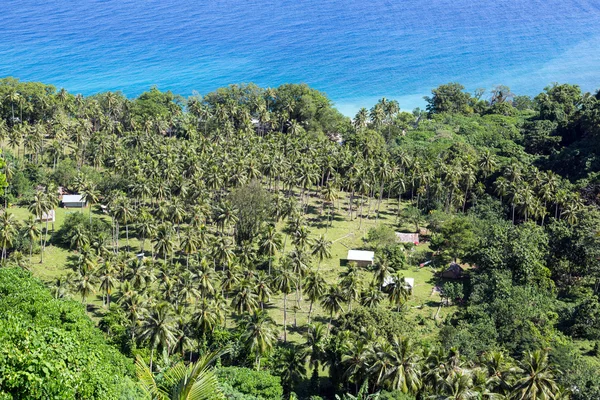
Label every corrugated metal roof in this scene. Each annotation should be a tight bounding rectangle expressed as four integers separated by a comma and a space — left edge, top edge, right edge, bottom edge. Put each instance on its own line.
62, 194, 83, 202
395, 232, 419, 243
347, 250, 374, 262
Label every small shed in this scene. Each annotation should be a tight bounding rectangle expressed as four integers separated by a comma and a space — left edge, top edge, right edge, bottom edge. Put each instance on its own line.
62, 194, 86, 208
395, 232, 419, 245
441, 263, 464, 279
346, 250, 375, 267
37, 209, 55, 223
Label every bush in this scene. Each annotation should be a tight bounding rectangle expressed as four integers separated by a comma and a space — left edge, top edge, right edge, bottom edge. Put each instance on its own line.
379, 390, 417, 400
54, 212, 111, 249
0, 268, 138, 399
218, 366, 283, 400
366, 224, 397, 249
337, 307, 410, 341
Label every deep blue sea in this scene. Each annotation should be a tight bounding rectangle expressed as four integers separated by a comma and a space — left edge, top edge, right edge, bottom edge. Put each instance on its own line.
1, 0, 599, 116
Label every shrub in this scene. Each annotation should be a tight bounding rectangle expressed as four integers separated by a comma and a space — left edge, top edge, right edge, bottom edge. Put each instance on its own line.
218, 366, 283, 400
0, 268, 138, 399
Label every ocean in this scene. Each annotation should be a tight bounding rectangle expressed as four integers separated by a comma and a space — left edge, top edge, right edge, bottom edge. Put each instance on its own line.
1, 0, 599, 116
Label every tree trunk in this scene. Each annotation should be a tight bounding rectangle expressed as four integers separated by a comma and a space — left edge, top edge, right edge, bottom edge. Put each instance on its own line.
150, 347, 154, 372
39, 223, 44, 263
307, 300, 314, 324
283, 293, 287, 342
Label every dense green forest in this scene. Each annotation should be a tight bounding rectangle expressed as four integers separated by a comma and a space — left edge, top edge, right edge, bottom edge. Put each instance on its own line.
0, 77, 600, 399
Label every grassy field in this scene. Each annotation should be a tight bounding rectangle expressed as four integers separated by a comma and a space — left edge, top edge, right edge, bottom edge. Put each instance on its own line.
7, 190, 455, 345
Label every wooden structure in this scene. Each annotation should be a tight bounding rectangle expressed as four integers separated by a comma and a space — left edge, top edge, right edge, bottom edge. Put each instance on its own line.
441, 263, 465, 279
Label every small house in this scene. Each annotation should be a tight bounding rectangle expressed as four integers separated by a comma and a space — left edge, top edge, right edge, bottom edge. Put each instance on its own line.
346, 250, 375, 267
395, 232, 419, 245
62, 194, 86, 208
441, 263, 464, 279
37, 209, 55, 223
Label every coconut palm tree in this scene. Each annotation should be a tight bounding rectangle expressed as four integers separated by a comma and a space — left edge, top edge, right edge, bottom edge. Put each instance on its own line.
71, 270, 97, 304
321, 285, 345, 330
511, 350, 560, 400
136, 350, 225, 400
139, 302, 179, 371
274, 345, 308, 397
23, 215, 39, 261
304, 270, 327, 324
311, 234, 332, 271
0, 211, 18, 261
340, 263, 362, 311
154, 224, 175, 263
80, 182, 99, 226
231, 279, 259, 315
193, 299, 224, 340
387, 273, 410, 312
360, 285, 384, 308
259, 224, 282, 275
180, 227, 201, 266
254, 271, 273, 310
306, 322, 327, 381
28, 192, 48, 262
273, 262, 297, 342
387, 336, 422, 394
241, 310, 278, 370
98, 260, 118, 307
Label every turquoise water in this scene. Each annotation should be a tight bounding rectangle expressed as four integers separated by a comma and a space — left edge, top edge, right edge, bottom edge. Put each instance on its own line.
1, 0, 599, 115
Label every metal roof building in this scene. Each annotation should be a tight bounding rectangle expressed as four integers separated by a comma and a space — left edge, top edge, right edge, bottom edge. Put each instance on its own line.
346, 250, 375, 266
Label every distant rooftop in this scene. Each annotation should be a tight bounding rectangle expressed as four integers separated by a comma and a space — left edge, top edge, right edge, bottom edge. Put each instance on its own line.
62, 194, 83, 202
347, 250, 374, 262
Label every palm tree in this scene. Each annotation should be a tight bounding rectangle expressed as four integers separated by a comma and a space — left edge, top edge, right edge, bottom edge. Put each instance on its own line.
23, 215, 39, 262
139, 302, 179, 371
273, 263, 297, 342
254, 271, 273, 310
360, 285, 384, 308
387, 273, 410, 312
136, 209, 157, 254
0, 212, 18, 261
180, 227, 200, 266
28, 192, 48, 262
80, 182, 99, 226
304, 270, 327, 324
231, 279, 259, 315
321, 285, 345, 330
511, 350, 560, 400
274, 346, 308, 397
388, 336, 422, 394
115, 197, 135, 249
305, 322, 327, 381
259, 224, 282, 275
481, 350, 516, 395
241, 310, 278, 370
340, 263, 362, 311
311, 234, 332, 271
98, 260, 118, 307
119, 291, 148, 342
136, 350, 225, 400
72, 270, 97, 304
440, 370, 478, 400
154, 224, 175, 263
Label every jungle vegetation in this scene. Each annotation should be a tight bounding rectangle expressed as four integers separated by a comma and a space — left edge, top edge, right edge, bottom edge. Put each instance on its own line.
0, 78, 599, 399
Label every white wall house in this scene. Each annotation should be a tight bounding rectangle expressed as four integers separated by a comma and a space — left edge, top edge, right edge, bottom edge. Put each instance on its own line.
346, 250, 375, 267
62, 194, 86, 208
